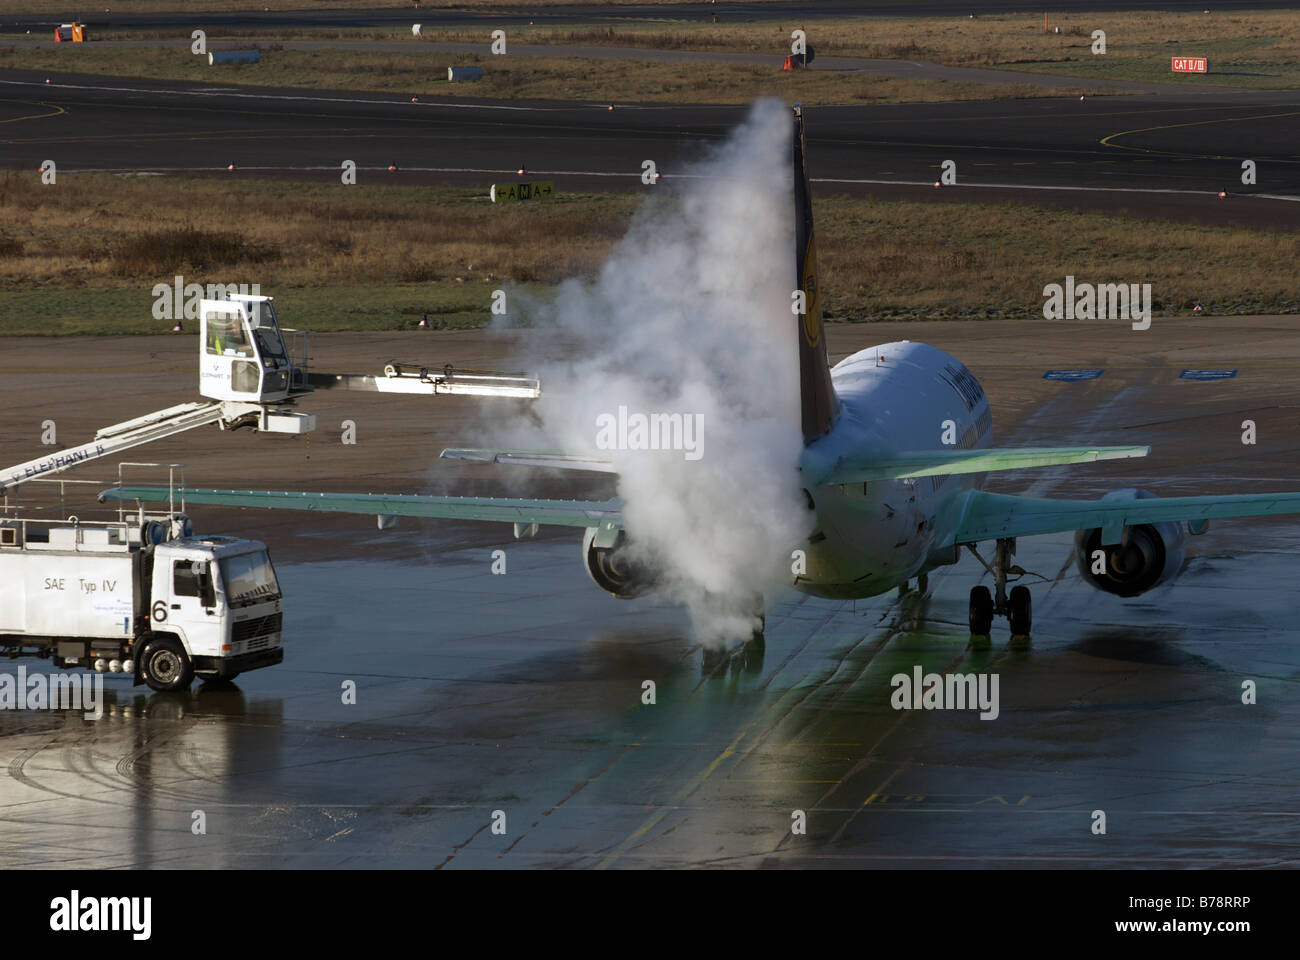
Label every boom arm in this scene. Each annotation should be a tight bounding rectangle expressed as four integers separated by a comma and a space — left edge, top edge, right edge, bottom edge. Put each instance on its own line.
1, 401, 229, 493
307, 364, 540, 399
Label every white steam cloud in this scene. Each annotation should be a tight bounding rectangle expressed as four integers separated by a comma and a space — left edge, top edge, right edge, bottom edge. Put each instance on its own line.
501, 98, 814, 645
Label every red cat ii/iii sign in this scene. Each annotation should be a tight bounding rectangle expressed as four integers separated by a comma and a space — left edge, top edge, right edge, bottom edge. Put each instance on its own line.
1171, 57, 1208, 73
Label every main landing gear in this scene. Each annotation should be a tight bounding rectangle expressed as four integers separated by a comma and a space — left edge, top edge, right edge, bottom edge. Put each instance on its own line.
965, 538, 1032, 645
700, 592, 766, 677
701, 629, 765, 677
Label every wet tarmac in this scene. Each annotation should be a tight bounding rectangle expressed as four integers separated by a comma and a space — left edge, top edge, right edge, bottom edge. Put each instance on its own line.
2, 320, 1300, 868
2, 527, 1298, 868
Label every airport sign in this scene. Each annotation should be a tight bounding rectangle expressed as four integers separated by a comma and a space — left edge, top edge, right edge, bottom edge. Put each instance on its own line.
491, 181, 555, 203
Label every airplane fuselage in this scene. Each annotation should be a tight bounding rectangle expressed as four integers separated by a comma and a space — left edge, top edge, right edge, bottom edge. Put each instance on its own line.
795, 341, 993, 599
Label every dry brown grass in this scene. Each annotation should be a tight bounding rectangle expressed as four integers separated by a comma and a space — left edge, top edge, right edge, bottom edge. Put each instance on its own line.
401, 10, 1300, 69
3, 172, 1297, 333
0, 172, 635, 291
0, 0, 744, 11
9, 9, 1295, 91
0, 44, 1091, 105
102, 226, 280, 276
815, 198, 1300, 320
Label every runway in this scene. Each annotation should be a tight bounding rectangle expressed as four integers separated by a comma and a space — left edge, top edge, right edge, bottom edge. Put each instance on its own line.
2, 68, 1299, 227
2, 319, 1299, 867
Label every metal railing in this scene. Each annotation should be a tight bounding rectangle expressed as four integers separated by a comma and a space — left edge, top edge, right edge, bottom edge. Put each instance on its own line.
115, 463, 187, 523
0, 462, 187, 527
281, 328, 313, 394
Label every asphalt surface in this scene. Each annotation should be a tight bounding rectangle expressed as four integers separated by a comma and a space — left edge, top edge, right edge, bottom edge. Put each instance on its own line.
2, 319, 1300, 867
2, 69, 1299, 227
6, 1, 1300, 34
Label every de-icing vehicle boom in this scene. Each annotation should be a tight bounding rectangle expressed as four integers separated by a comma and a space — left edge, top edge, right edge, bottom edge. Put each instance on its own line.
1, 293, 539, 494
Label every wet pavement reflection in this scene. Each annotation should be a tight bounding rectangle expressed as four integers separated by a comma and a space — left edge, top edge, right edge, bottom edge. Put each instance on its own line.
2, 524, 1297, 868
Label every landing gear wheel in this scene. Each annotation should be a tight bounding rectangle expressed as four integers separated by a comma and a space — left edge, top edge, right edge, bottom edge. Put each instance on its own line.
701, 645, 727, 675
968, 585, 993, 638
743, 633, 765, 673
1008, 585, 1032, 638
140, 636, 194, 693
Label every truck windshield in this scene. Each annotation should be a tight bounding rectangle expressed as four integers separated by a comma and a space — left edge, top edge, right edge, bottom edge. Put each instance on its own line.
219, 551, 280, 605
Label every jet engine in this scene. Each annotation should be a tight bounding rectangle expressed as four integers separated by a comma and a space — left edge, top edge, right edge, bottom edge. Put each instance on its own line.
1073, 489, 1186, 597
582, 527, 660, 599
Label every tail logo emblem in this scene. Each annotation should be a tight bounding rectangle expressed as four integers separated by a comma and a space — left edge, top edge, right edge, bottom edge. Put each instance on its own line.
801, 241, 822, 348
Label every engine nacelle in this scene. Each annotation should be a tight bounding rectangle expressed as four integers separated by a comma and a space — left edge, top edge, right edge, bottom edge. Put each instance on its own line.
1074, 489, 1186, 597
582, 527, 660, 599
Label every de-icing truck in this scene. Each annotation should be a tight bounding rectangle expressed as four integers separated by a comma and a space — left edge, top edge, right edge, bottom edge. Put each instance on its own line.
0, 471, 283, 692
0, 291, 542, 691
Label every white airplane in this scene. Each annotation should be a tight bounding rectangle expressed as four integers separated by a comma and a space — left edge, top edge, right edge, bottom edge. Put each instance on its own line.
105, 106, 1300, 654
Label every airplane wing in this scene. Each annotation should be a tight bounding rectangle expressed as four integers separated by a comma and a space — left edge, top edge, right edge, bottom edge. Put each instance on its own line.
806, 444, 1150, 486
439, 445, 1151, 485
100, 486, 623, 537
952, 489, 1300, 544
440, 448, 616, 473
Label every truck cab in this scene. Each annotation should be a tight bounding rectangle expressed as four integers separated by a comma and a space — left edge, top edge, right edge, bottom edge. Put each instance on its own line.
199, 295, 309, 404
144, 536, 284, 690
0, 498, 284, 693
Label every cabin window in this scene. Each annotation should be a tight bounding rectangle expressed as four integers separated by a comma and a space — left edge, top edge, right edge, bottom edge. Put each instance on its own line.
204, 312, 253, 358
173, 560, 201, 597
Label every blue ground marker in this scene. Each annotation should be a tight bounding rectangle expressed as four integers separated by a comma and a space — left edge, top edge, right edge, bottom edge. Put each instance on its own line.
1180, 369, 1237, 381
1043, 369, 1103, 381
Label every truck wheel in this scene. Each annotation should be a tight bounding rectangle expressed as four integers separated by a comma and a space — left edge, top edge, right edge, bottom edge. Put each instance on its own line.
141, 637, 194, 693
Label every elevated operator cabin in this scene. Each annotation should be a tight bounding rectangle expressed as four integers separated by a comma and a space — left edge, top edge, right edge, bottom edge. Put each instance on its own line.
199, 295, 309, 403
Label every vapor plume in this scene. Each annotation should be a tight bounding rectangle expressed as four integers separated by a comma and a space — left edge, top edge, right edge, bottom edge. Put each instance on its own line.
500, 98, 814, 645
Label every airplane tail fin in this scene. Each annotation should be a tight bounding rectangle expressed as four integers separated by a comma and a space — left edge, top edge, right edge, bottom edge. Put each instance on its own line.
793, 104, 837, 445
